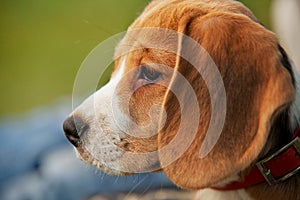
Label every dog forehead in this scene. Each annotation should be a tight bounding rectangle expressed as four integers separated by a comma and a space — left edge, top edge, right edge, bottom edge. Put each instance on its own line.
129, 0, 256, 30
114, 0, 262, 77
114, 31, 179, 72
114, 0, 259, 69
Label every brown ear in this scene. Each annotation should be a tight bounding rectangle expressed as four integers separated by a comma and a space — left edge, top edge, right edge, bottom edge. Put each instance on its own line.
157, 13, 295, 189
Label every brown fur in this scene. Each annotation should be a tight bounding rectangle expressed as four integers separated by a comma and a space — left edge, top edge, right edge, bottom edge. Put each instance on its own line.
114, 0, 295, 186
93, 0, 299, 198
157, 11, 294, 188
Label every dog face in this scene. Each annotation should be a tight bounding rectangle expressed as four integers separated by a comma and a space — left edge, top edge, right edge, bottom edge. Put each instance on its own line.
63, 0, 295, 189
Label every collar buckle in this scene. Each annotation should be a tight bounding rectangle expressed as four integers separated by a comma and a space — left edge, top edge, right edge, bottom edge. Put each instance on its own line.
256, 137, 300, 185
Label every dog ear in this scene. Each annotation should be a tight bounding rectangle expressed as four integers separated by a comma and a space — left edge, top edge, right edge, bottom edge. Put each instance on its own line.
157, 13, 295, 189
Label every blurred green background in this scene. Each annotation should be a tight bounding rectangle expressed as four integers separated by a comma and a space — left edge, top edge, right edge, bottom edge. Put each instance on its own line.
0, 0, 271, 116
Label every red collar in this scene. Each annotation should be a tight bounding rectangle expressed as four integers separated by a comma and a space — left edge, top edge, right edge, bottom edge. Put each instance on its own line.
212, 127, 300, 191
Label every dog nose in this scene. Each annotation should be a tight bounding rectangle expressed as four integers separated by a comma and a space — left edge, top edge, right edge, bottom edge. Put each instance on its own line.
63, 116, 85, 147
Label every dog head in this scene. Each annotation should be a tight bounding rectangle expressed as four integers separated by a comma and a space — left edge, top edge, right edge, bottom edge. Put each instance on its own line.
63, 0, 295, 189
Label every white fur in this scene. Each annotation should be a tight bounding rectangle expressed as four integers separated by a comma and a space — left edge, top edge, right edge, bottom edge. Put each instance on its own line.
111, 58, 126, 82
71, 57, 129, 174
272, 0, 300, 132
196, 189, 253, 200
69, 0, 300, 192
71, 56, 161, 174
290, 62, 300, 131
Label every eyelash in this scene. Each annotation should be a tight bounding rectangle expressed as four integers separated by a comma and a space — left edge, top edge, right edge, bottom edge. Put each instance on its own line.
139, 65, 162, 83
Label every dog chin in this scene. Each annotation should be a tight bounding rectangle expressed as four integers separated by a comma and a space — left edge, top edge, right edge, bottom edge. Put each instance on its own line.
74, 147, 130, 176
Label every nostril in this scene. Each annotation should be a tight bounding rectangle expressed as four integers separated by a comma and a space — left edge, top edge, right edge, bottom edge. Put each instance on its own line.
63, 116, 86, 147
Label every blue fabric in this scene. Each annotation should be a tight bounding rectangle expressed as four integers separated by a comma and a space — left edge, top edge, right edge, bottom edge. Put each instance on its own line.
0, 100, 174, 200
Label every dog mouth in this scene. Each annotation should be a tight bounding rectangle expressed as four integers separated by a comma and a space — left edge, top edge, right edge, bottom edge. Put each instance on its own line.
63, 115, 127, 174
75, 145, 130, 176
63, 106, 162, 174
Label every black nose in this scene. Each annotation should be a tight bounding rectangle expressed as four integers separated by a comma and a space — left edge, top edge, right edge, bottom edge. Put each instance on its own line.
63, 116, 85, 147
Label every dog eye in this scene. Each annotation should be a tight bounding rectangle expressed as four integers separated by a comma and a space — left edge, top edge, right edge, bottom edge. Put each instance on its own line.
139, 66, 162, 82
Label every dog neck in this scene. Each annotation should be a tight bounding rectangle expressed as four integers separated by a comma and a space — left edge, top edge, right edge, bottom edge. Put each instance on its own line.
244, 64, 300, 200
210, 63, 300, 200
290, 63, 300, 132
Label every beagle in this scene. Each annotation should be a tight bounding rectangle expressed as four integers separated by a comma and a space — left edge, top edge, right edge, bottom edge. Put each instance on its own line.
63, 0, 300, 199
